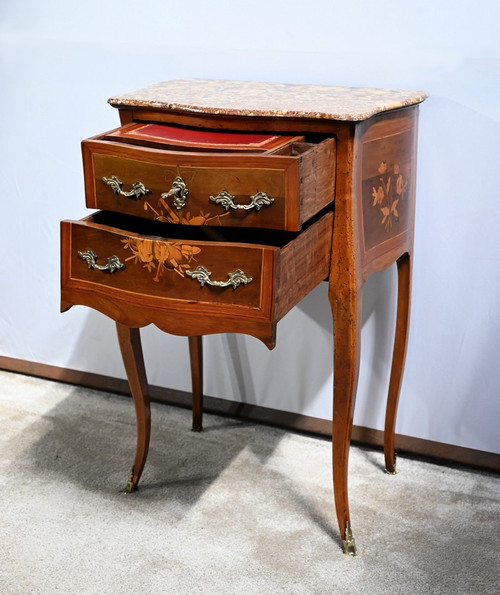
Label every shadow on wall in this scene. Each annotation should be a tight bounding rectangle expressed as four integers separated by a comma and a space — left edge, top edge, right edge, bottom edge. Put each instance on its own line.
356, 265, 398, 428
204, 267, 399, 424
61, 307, 194, 392
401, 96, 500, 451
61, 260, 401, 427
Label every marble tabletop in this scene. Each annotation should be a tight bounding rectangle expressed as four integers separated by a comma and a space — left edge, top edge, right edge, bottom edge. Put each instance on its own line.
108, 78, 428, 122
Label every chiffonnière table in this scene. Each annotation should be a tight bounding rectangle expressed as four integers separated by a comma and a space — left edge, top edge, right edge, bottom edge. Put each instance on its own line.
60, 78, 427, 555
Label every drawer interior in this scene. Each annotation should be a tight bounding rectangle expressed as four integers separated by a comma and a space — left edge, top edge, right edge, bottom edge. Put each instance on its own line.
267, 141, 318, 157
89, 210, 320, 248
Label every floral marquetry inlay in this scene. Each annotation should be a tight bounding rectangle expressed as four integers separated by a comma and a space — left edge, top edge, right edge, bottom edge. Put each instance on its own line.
121, 237, 201, 282
361, 128, 415, 252
370, 160, 408, 232
143, 193, 230, 226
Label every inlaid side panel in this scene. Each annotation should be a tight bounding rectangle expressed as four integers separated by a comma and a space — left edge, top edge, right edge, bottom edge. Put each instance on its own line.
356, 109, 418, 272
362, 130, 414, 250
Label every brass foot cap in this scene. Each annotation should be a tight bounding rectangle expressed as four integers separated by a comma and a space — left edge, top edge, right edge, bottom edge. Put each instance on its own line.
123, 482, 138, 495
342, 522, 358, 556
123, 467, 138, 494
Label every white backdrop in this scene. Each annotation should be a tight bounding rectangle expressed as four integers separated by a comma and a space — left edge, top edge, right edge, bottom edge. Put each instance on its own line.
1, 1, 499, 454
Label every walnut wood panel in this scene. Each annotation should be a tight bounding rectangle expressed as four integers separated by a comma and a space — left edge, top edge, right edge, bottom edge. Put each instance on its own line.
62, 289, 281, 348
63, 217, 273, 314
274, 211, 332, 320
355, 107, 419, 277
188, 335, 203, 431
61, 212, 333, 347
298, 139, 336, 224
61, 80, 428, 555
82, 136, 335, 232
119, 107, 345, 134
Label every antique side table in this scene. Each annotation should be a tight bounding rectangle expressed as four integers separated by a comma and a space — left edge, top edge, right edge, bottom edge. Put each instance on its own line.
61, 79, 427, 554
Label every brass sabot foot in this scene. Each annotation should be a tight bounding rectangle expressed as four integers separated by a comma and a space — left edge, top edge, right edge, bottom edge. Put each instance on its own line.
123, 467, 138, 494
342, 522, 357, 556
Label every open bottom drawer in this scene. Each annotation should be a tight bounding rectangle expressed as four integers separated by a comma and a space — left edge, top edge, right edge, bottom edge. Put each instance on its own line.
61, 211, 333, 348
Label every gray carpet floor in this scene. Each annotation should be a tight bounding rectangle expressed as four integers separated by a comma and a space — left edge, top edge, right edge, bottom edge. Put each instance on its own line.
0, 370, 498, 594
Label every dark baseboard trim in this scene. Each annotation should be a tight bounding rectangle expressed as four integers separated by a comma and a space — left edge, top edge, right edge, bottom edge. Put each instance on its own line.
1, 355, 498, 473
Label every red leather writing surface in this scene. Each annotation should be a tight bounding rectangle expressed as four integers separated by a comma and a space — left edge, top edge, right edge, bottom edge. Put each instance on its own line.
130, 124, 279, 147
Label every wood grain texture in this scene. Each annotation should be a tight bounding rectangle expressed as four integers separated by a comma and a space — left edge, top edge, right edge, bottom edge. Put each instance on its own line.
274, 211, 333, 321
125, 109, 344, 133
298, 139, 336, 225
62, 80, 428, 553
384, 252, 412, 473
61, 213, 333, 348
82, 134, 335, 231
357, 108, 419, 278
63, 216, 272, 313
188, 335, 204, 431
115, 323, 151, 491
327, 123, 363, 546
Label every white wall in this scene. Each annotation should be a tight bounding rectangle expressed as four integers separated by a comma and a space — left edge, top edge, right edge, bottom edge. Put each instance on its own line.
1, 1, 499, 454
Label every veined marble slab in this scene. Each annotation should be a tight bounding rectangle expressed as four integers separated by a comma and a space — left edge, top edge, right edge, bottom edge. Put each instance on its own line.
108, 78, 428, 122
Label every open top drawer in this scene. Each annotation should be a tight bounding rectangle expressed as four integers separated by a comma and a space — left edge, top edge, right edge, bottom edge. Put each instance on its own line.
82, 123, 336, 232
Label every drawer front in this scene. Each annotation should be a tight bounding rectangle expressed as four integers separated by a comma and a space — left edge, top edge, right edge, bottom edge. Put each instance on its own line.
82, 137, 335, 231
61, 217, 276, 320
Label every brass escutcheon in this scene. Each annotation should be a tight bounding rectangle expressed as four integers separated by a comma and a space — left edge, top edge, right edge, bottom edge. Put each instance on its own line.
161, 176, 189, 210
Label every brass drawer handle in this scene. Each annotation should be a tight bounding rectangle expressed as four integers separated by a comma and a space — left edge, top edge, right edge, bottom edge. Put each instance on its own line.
210, 190, 275, 212
102, 175, 149, 200
161, 176, 189, 210
78, 249, 124, 274
186, 265, 252, 290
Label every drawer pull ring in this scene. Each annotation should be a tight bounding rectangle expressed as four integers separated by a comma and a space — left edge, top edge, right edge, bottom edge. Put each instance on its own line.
210, 190, 275, 212
186, 265, 252, 290
161, 176, 189, 210
78, 249, 124, 274
102, 175, 149, 200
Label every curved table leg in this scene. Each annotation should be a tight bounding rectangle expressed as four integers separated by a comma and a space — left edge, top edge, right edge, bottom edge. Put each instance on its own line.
116, 323, 151, 493
188, 335, 204, 432
330, 286, 363, 556
384, 252, 412, 474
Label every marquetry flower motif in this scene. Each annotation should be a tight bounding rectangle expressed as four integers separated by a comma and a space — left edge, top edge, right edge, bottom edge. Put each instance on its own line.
143, 194, 230, 226
371, 161, 408, 232
121, 237, 201, 282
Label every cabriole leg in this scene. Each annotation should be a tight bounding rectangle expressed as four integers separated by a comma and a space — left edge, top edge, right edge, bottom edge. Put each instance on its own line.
330, 286, 363, 556
384, 252, 412, 474
116, 323, 151, 493
188, 335, 204, 432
